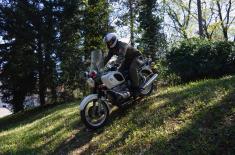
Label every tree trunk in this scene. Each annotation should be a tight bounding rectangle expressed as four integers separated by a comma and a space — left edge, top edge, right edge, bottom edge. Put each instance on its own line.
216, 0, 228, 41
129, 0, 134, 46
197, 0, 204, 38
51, 85, 57, 103
39, 77, 46, 106
12, 91, 25, 113
37, 38, 46, 106
222, 28, 228, 41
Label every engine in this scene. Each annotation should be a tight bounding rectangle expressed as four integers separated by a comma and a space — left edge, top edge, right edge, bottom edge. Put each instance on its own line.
107, 84, 130, 105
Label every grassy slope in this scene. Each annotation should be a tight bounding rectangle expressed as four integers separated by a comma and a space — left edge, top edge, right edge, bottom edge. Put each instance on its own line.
0, 75, 235, 155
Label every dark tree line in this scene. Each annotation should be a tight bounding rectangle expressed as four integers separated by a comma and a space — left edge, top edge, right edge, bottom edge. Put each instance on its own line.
0, 0, 165, 113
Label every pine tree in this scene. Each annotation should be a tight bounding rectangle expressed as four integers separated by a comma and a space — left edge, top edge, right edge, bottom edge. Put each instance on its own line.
0, 0, 70, 111
83, 0, 110, 57
27, 0, 62, 105
138, 0, 166, 60
0, 0, 112, 112
0, 1, 37, 112
58, 0, 86, 96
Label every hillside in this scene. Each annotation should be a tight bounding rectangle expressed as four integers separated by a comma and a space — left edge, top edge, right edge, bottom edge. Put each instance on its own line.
0, 75, 235, 155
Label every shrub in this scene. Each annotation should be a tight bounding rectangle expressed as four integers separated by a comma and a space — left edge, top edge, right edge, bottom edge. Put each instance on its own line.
155, 59, 181, 86
165, 38, 235, 83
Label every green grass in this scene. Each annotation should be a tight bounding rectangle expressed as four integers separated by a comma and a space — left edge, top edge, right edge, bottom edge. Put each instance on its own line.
0, 75, 235, 155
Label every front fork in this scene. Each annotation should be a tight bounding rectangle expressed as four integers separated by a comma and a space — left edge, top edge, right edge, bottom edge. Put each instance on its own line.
91, 87, 105, 116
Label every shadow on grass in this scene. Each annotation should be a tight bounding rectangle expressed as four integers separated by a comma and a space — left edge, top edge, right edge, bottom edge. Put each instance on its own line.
52, 121, 97, 155
128, 76, 235, 154
131, 76, 235, 128
146, 89, 235, 155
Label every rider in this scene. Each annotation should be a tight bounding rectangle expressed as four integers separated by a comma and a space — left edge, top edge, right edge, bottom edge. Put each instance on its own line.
103, 33, 142, 95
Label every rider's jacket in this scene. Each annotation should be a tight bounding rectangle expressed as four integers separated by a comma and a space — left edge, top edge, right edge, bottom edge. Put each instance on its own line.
104, 41, 141, 69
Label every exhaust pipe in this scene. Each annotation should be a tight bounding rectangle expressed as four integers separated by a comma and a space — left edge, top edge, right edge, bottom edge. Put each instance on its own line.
142, 73, 158, 89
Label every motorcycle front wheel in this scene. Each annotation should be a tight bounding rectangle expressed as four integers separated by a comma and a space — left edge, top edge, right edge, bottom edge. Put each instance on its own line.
80, 99, 109, 129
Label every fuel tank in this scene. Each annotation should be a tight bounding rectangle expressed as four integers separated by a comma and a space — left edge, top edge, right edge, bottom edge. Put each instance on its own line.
101, 71, 125, 89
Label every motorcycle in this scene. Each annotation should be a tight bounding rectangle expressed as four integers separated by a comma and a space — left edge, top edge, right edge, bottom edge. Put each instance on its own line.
80, 50, 158, 129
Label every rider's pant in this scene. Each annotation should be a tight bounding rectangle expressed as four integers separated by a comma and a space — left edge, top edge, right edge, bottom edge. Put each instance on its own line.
129, 57, 140, 89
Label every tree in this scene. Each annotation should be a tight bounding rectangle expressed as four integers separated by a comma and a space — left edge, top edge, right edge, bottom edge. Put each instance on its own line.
199, 0, 217, 40
0, 0, 78, 111
109, 0, 140, 45
29, 0, 63, 105
197, 0, 204, 38
216, 0, 235, 41
0, 1, 37, 112
164, 0, 192, 39
138, 0, 166, 60
127, 0, 136, 46
58, 0, 86, 96
59, 0, 110, 95
83, 0, 110, 57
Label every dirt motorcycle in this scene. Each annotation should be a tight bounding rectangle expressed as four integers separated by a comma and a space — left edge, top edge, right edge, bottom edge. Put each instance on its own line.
80, 50, 158, 129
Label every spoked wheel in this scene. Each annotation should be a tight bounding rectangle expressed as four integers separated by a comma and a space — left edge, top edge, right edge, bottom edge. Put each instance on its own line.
80, 99, 109, 129
140, 70, 154, 96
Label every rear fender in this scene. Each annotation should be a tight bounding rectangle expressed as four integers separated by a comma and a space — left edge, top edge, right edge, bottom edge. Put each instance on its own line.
140, 66, 153, 74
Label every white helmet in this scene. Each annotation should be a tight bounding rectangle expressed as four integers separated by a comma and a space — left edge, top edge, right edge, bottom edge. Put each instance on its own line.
103, 33, 118, 48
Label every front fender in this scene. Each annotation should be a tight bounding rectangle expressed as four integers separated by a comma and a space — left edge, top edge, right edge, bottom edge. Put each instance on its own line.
80, 94, 98, 111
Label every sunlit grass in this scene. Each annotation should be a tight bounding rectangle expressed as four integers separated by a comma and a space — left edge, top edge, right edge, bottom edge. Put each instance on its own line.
0, 75, 235, 155
0, 103, 81, 154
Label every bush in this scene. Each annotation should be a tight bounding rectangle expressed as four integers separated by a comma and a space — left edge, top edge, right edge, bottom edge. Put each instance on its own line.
166, 38, 235, 83
155, 60, 182, 86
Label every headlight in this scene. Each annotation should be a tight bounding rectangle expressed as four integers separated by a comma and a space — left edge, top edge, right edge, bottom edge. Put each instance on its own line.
89, 71, 97, 78
87, 78, 95, 88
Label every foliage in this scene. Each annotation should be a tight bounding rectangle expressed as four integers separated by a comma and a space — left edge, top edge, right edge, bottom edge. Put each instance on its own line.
0, 75, 235, 154
0, 1, 41, 112
0, 0, 234, 114
138, 0, 166, 60
110, 0, 140, 46
164, 0, 193, 39
83, 0, 110, 54
79, 0, 110, 95
163, 0, 235, 41
155, 60, 182, 86
166, 38, 235, 82
58, 0, 85, 94
0, 0, 108, 112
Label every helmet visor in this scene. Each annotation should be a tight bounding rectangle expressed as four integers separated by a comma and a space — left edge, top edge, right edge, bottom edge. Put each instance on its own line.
106, 36, 116, 48
106, 40, 113, 47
